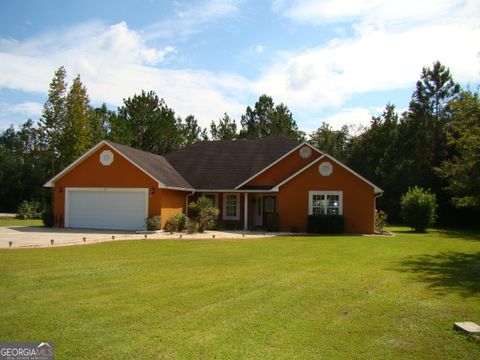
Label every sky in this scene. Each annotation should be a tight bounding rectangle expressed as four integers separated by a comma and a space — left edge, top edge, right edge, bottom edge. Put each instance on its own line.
0, 0, 479, 133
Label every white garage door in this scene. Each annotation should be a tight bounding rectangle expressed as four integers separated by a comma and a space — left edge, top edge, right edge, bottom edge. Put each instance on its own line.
66, 188, 148, 231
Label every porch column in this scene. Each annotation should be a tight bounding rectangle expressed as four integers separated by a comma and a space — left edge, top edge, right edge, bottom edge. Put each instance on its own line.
244, 193, 248, 230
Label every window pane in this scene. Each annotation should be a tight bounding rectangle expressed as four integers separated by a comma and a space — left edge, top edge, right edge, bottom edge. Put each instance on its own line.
311, 192, 341, 215
226, 195, 237, 217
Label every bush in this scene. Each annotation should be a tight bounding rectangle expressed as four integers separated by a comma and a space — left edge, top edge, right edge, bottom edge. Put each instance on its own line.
400, 187, 437, 232
189, 196, 219, 233
214, 220, 242, 231
42, 204, 54, 227
375, 210, 388, 233
265, 212, 279, 232
307, 215, 345, 233
164, 213, 187, 232
186, 219, 198, 234
145, 215, 161, 231
16, 199, 44, 220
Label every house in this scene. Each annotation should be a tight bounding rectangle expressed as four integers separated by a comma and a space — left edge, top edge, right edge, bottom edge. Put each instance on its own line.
44, 135, 383, 233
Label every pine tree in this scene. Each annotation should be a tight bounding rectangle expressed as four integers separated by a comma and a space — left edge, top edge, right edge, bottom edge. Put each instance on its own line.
39, 66, 67, 174
210, 113, 237, 140
63, 75, 92, 166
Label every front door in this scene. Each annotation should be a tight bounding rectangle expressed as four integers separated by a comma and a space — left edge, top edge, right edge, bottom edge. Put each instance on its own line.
263, 196, 276, 225
254, 195, 263, 227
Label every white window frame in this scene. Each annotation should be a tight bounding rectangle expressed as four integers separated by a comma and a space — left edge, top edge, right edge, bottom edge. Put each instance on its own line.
202, 193, 219, 219
223, 193, 240, 220
308, 191, 343, 216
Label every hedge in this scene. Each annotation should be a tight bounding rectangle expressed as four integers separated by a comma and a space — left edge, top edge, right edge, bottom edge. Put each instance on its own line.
307, 215, 345, 233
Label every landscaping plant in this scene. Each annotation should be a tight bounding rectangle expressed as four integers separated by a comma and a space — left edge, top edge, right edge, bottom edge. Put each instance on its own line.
164, 213, 187, 232
145, 215, 161, 231
400, 186, 437, 232
188, 196, 219, 233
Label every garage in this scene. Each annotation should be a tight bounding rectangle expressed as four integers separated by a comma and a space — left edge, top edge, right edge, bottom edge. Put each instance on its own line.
65, 188, 148, 231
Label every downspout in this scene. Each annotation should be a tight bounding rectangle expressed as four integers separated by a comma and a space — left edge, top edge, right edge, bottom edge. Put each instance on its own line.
185, 190, 195, 217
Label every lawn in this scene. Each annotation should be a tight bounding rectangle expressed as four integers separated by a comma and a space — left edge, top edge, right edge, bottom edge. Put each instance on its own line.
0, 216, 43, 227
0, 228, 479, 359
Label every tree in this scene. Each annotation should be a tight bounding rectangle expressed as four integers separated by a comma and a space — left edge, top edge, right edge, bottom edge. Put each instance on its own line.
118, 90, 182, 155
39, 66, 68, 174
437, 90, 480, 208
210, 113, 237, 140
347, 104, 400, 217
180, 115, 204, 146
309, 122, 350, 161
239, 94, 303, 142
400, 187, 437, 232
388, 62, 460, 224
63, 75, 92, 166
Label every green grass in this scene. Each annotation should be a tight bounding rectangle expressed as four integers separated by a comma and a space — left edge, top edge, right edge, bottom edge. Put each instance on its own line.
0, 227, 479, 359
0, 217, 43, 227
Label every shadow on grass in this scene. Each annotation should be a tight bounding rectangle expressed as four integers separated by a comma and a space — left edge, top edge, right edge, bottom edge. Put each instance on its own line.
394, 252, 480, 297
391, 227, 480, 241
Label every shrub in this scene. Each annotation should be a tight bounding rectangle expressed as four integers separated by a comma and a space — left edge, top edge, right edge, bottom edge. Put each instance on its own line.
189, 196, 219, 233
214, 220, 242, 231
186, 219, 198, 234
400, 187, 437, 232
265, 212, 279, 232
307, 215, 345, 233
375, 210, 388, 233
145, 215, 161, 231
42, 204, 54, 227
165, 213, 187, 232
16, 199, 44, 220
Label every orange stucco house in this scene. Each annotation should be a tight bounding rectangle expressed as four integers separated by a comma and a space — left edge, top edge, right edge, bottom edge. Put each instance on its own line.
45, 135, 383, 233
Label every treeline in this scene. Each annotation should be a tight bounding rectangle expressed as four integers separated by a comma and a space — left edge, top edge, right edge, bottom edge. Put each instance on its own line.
1, 62, 479, 227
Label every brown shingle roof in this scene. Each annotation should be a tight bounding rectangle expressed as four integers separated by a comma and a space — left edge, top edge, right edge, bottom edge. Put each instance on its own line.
106, 141, 193, 189
164, 135, 298, 189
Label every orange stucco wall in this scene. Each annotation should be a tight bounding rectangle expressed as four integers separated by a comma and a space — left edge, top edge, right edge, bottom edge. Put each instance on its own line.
53, 144, 186, 228
278, 156, 375, 234
160, 188, 186, 226
246, 146, 321, 187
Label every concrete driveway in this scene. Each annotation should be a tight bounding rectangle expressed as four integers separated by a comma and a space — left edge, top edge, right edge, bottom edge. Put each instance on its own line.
0, 226, 273, 248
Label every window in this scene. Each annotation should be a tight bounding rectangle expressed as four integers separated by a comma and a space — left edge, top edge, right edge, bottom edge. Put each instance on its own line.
223, 193, 240, 220
309, 191, 342, 215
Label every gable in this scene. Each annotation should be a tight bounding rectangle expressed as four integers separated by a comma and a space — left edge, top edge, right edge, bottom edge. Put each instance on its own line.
53, 144, 159, 188
45, 140, 193, 190
240, 143, 322, 189
273, 154, 383, 194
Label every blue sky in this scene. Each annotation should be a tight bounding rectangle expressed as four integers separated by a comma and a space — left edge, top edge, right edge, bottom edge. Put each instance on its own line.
0, 0, 479, 133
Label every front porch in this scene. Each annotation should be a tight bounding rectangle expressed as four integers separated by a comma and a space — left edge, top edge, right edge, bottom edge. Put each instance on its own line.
194, 192, 279, 230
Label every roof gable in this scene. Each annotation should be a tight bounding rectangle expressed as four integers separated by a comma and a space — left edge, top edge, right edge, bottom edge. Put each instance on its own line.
272, 153, 383, 194
236, 142, 322, 189
44, 140, 193, 190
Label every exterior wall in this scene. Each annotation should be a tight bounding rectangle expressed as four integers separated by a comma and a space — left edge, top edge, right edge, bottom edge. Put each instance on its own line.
53, 144, 164, 228
278, 158, 375, 234
246, 146, 321, 187
160, 189, 187, 228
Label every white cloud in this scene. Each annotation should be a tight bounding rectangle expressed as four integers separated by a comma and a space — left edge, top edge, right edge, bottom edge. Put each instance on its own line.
0, 21, 248, 128
145, 0, 242, 40
280, 0, 476, 26
318, 107, 377, 131
254, 0, 480, 116
0, 101, 43, 128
